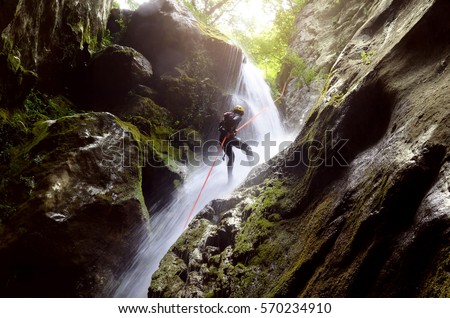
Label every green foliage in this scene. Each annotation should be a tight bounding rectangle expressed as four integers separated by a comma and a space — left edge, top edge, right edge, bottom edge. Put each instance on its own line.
182, 0, 244, 25
126, 0, 140, 10
284, 50, 317, 87
0, 92, 76, 222
234, 179, 290, 260
234, 211, 274, 258
23, 91, 75, 123
361, 50, 377, 65
180, 1, 310, 89
112, 1, 120, 9
183, 1, 209, 24
115, 0, 139, 10
175, 219, 210, 255
0, 110, 28, 162
0, 92, 74, 163
108, 18, 129, 44
227, 0, 308, 86
327, 90, 345, 107
102, 29, 112, 47
115, 18, 126, 30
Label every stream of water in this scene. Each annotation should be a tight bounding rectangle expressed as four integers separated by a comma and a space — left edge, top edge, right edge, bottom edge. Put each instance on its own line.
107, 60, 291, 297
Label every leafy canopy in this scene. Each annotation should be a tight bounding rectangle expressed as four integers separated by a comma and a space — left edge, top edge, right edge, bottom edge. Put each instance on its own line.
184, 0, 308, 86
183, 0, 244, 25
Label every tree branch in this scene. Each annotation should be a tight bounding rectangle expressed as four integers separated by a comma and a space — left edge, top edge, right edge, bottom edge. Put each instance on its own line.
205, 0, 234, 16
209, 0, 242, 24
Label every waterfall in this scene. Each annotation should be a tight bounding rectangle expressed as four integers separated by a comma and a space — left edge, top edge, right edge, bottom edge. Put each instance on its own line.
106, 60, 291, 297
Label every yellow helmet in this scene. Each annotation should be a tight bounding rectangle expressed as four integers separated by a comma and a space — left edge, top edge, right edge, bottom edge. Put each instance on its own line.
234, 105, 245, 114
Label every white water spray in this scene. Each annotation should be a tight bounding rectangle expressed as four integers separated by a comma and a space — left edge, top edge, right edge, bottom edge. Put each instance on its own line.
107, 61, 292, 297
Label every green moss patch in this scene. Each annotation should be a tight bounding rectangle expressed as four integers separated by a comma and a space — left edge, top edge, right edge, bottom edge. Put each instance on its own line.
174, 219, 211, 258
149, 252, 188, 297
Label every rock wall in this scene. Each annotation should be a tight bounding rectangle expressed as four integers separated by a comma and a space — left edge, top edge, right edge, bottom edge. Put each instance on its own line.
279, 0, 379, 130
0, 0, 112, 105
0, 113, 149, 297
150, 0, 450, 297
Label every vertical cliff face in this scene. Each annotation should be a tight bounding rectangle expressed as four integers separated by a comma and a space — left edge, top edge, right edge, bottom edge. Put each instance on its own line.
149, 0, 450, 297
279, 0, 380, 130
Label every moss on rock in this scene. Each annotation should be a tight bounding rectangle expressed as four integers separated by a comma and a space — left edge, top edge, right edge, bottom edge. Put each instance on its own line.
149, 252, 188, 297
0, 112, 152, 297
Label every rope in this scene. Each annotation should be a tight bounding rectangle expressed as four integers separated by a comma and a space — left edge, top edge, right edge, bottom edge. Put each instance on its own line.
274, 80, 288, 104
184, 135, 228, 228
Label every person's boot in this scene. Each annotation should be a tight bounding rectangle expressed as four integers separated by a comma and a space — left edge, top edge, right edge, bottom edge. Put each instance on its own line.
245, 146, 254, 162
227, 166, 233, 184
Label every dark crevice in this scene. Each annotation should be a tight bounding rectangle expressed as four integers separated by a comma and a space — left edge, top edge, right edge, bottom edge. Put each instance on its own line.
141, 165, 181, 215
287, 78, 395, 220
395, 0, 450, 63
0, 0, 18, 32
338, 79, 396, 161
371, 217, 450, 297
360, 0, 405, 38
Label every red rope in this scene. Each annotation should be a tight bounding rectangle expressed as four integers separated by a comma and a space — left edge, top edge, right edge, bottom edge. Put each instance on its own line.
274, 81, 288, 104
184, 136, 228, 228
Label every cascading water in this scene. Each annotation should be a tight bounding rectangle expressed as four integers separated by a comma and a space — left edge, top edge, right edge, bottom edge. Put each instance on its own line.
106, 60, 292, 297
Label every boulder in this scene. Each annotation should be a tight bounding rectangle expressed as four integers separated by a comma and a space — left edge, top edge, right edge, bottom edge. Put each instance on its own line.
121, 0, 243, 138
124, 0, 215, 76
87, 44, 153, 102
0, 112, 150, 297
123, 0, 243, 85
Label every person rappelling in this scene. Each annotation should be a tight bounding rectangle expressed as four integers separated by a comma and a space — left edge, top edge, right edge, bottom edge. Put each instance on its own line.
186, 91, 285, 227
186, 104, 270, 227
218, 105, 254, 182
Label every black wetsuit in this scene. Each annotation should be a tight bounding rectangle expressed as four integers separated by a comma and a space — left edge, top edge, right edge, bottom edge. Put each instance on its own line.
218, 111, 253, 178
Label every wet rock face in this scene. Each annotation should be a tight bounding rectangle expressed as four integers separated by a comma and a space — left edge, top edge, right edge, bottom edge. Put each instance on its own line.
123, 0, 242, 80
0, 0, 218, 297
87, 44, 153, 102
279, 0, 379, 131
0, 0, 18, 32
0, 0, 112, 105
124, 0, 202, 76
150, 0, 450, 297
0, 113, 149, 297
